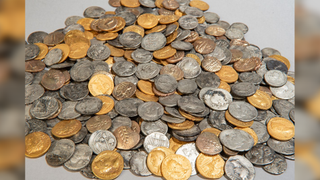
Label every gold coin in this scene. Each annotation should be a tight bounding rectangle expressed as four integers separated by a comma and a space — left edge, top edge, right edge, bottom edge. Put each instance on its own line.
247, 90, 272, 110
51, 44, 70, 63
235, 127, 259, 145
124, 50, 134, 60
155, 0, 164, 8
105, 43, 124, 57
269, 54, 291, 69
161, 154, 192, 180
205, 25, 226, 36
202, 128, 221, 136
123, 25, 145, 37
51, 119, 82, 138
136, 89, 159, 102
96, 32, 118, 41
91, 150, 124, 180
137, 80, 155, 96
161, 59, 169, 66
166, 30, 178, 44
34, 43, 48, 60
218, 81, 231, 92
88, 73, 114, 96
145, 25, 167, 34
267, 117, 295, 141
110, 17, 126, 32
196, 153, 225, 179
95, 96, 115, 115
225, 110, 254, 128
167, 120, 195, 130
169, 137, 189, 152
137, 13, 159, 29
190, 0, 210, 11
287, 75, 295, 84
159, 15, 180, 24
174, 9, 185, 17
186, 54, 201, 65
120, 0, 140, 7
178, 109, 203, 121
215, 65, 239, 83
69, 42, 90, 59
153, 46, 177, 59
147, 147, 175, 176
84, 31, 94, 40
77, 18, 95, 31
198, 16, 206, 24
271, 96, 279, 101
25, 132, 51, 158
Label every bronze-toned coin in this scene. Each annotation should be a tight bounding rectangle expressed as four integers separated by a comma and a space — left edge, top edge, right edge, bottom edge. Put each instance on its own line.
162, 0, 179, 10
215, 65, 238, 83
202, 128, 221, 136
95, 96, 115, 115
41, 69, 66, 91
51, 119, 82, 138
234, 57, 260, 72
230, 49, 243, 63
86, 115, 112, 133
153, 46, 177, 59
131, 120, 140, 133
112, 82, 136, 101
184, 31, 199, 43
34, 43, 49, 60
166, 51, 185, 63
98, 17, 118, 31
167, 120, 194, 130
114, 126, 140, 150
201, 56, 222, 72
109, 0, 121, 7
25, 60, 46, 73
160, 64, 184, 81
194, 38, 216, 54
196, 131, 222, 155
206, 25, 226, 36
136, 89, 159, 102
43, 31, 64, 46
137, 80, 155, 96
25, 132, 51, 158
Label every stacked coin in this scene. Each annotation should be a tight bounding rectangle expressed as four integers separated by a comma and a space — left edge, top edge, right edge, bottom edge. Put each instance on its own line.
25, 0, 295, 179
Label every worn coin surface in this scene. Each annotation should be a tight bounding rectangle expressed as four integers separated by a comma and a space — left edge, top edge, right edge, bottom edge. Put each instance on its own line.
112, 82, 136, 100
41, 69, 66, 91
88, 130, 117, 154
263, 154, 287, 175
135, 63, 160, 80
51, 119, 82, 138
115, 98, 144, 117
88, 73, 114, 96
91, 150, 123, 179
58, 101, 81, 120
154, 74, 178, 94
130, 151, 152, 176
273, 99, 294, 120
147, 147, 174, 176
225, 155, 255, 180
178, 95, 205, 113
138, 101, 164, 121
231, 82, 257, 97
75, 97, 103, 115
25, 132, 51, 158
144, 132, 169, 153
141, 120, 168, 136
114, 126, 140, 150
250, 121, 270, 143
219, 129, 254, 152
141, 32, 167, 51
64, 144, 93, 171
264, 70, 287, 87
30, 96, 60, 120
46, 139, 75, 166
204, 89, 233, 110
245, 144, 275, 165
112, 60, 137, 77
196, 153, 225, 179
229, 102, 258, 122
267, 138, 295, 155
196, 131, 222, 155
60, 82, 89, 101
175, 143, 199, 176
86, 115, 112, 133
87, 44, 111, 61
25, 84, 45, 105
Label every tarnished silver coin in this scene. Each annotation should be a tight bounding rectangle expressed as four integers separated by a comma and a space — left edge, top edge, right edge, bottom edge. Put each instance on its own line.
46, 118, 60, 128
28, 119, 47, 133
138, 101, 164, 121
114, 75, 139, 86
141, 120, 168, 136
219, 129, 254, 152
272, 99, 294, 120
185, 6, 203, 18
131, 49, 153, 63
119, 150, 136, 170
58, 101, 81, 120
225, 155, 255, 180
242, 45, 262, 60
165, 24, 178, 36
165, 107, 184, 119
69, 126, 88, 143
64, 144, 93, 171
141, 32, 167, 51
172, 131, 198, 142
231, 82, 257, 97
267, 138, 295, 155
112, 61, 137, 77
230, 22, 249, 34
204, 89, 233, 111
204, 12, 220, 24
154, 74, 178, 93
263, 154, 287, 175
171, 41, 193, 51
25, 44, 40, 61
65, 16, 83, 26
87, 44, 110, 61
176, 29, 191, 41
179, 15, 199, 30
109, 116, 132, 132
177, 57, 201, 79
92, 61, 109, 73
289, 108, 295, 122
178, 96, 206, 113
143, 132, 169, 153
266, 60, 288, 74
256, 61, 269, 78
208, 110, 232, 131
158, 94, 181, 107
25, 84, 45, 105
250, 121, 270, 143
46, 139, 76, 166
176, 143, 199, 176
75, 97, 102, 115
245, 144, 275, 165
27, 31, 48, 44
60, 82, 89, 101
115, 98, 144, 117
225, 27, 244, 40
63, 24, 85, 34
261, 47, 281, 58
239, 72, 263, 85
196, 131, 222, 155
44, 49, 63, 66
135, 63, 160, 80
30, 96, 59, 120
80, 155, 98, 179
25, 122, 30, 136
83, 6, 106, 18
264, 70, 287, 87
198, 118, 211, 131
195, 71, 221, 89
119, 32, 142, 49
88, 130, 116, 154
139, 0, 156, 8
70, 60, 94, 82
173, 125, 201, 137
129, 151, 152, 176
270, 81, 295, 100
25, 72, 34, 85
229, 102, 258, 122
116, 11, 136, 26
161, 114, 185, 123
177, 79, 198, 94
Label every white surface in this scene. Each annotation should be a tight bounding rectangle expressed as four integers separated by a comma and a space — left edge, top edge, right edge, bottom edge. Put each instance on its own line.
25, 0, 295, 179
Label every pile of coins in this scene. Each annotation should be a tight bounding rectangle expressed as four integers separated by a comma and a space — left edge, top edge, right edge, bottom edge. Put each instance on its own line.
25, 0, 295, 179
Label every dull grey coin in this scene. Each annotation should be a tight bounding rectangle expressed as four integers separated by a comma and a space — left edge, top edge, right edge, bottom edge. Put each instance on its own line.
25, 72, 33, 86
70, 60, 94, 82
75, 97, 102, 115
198, 118, 211, 131
217, 21, 230, 30
25, 122, 30, 136
255, 110, 268, 121
116, 11, 136, 25
138, 101, 164, 121
109, 116, 132, 132
178, 96, 205, 113
261, 47, 281, 58
250, 121, 270, 144
177, 79, 198, 94
243, 45, 262, 60
165, 107, 184, 119
208, 110, 233, 131
261, 110, 277, 125
204, 89, 233, 111
179, 15, 199, 30
176, 143, 199, 176
119, 32, 142, 49
88, 130, 116, 154
143, 132, 169, 153
220, 129, 254, 151
76, 115, 92, 122
44, 90, 65, 103
196, 131, 222, 155
115, 98, 144, 117
65, 16, 83, 26
112, 61, 137, 77
25, 84, 44, 105
130, 151, 152, 176
191, 106, 210, 117
185, 6, 203, 17
284, 154, 295, 161
135, 63, 160, 80
60, 82, 88, 101
32, 70, 47, 84
239, 72, 263, 85
225, 155, 255, 180
51, 61, 75, 69
28, 119, 47, 133
173, 125, 201, 137
25, 44, 40, 61
264, 70, 287, 87
141, 32, 166, 51
270, 81, 295, 100
256, 61, 268, 78
30, 96, 59, 120
267, 138, 295, 155
139, 0, 156, 7
131, 134, 145, 150
46, 139, 75, 166
263, 154, 287, 175
69, 126, 88, 143
177, 57, 201, 78
204, 12, 220, 23
84, 6, 106, 18
131, 49, 153, 63
225, 27, 244, 39
115, 75, 139, 86
92, 61, 109, 73
141, 120, 168, 136
154, 74, 178, 93
58, 101, 81, 120
107, 36, 123, 48
232, 82, 257, 97
266, 60, 288, 74
289, 109, 295, 122
198, 87, 216, 101
63, 24, 85, 34
207, 46, 225, 61
230, 22, 249, 34
273, 100, 294, 120
119, 150, 136, 170
229, 102, 258, 122
64, 144, 93, 171
25, 104, 33, 121
44, 49, 63, 66
165, 24, 178, 36
161, 114, 185, 123
27, 31, 48, 44
171, 41, 193, 51
176, 29, 191, 41
87, 44, 110, 61
221, 48, 232, 65
245, 144, 275, 165
196, 71, 220, 89
195, 23, 207, 36
80, 155, 97, 179
158, 94, 181, 107
172, 131, 198, 142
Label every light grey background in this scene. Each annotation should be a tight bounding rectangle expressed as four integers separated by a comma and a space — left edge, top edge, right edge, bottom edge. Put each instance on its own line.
25, 0, 295, 179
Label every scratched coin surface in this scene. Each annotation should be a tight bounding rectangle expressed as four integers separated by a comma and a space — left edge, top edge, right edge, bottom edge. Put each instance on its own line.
229, 101, 258, 122
114, 126, 140, 150
88, 130, 117, 154
64, 144, 93, 171
86, 115, 112, 133
196, 131, 222, 155
245, 144, 275, 165
130, 151, 152, 176
225, 155, 255, 180
263, 154, 287, 175
144, 132, 170, 153
219, 129, 254, 152
45, 139, 75, 166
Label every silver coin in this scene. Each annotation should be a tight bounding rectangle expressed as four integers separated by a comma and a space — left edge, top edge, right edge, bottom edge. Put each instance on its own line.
158, 94, 181, 107
63, 24, 85, 34
59, 82, 89, 101
135, 62, 160, 80
245, 144, 275, 165
176, 29, 191, 41
70, 60, 94, 82
177, 57, 201, 78
266, 59, 288, 74
143, 132, 169, 153
141, 120, 168, 136
198, 118, 211, 131
25, 72, 34, 86
25, 121, 30, 136
225, 155, 255, 180
267, 138, 295, 155
154, 74, 178, 93
114, 75, 139, 86
230, 22, 249, 34
25, 44, 40, 61
171, 41, 194, 51
44, 48, 63, 66
204, 89, 233, 111
138, 101, 164, 121
263, 154, 287, 175
87, 44, 110, 61
196, 71, 221, 89
75, 97, 102, 115
112, 61, 137, 77
80, 155, 98, 179
225, 27, 244, 40
141, 32, 166, 51
289, 108, 295, 122
261, 110, 277, 125
51, 61, 75, 69
119, 32, 142, 49
30, 96, 59, 120
131, 48, 153, 63
256, 61, 268, 78
115, 98, 144, 117
284, 154, 295, 161
46, 139, 76, 166
177, 79, 197, 94
69, 126, 88, 143
88, 130, 117, 154
27, 31, 48, 44
139, 0, 156, 8
165, 107, 184, 119
176, 143, 199, 176
231, 82, 257, 97
119, 150, 136, 170
27, 119, 47, 133
58, 101, 81, 120
250, 121, 270, 144
204, 12, 220, 24
270, 81, 295, 99
25, 104, 33, 121
243, 45, 262, 60
208, 110, 233, 130
185, 6, 203, 18
65, 16, 83, 26
172, 131, 198, 142
173, 125, 200, 137
83, 6, 106, 18
198, 87, 216, 101
25, 84, 45, 105
161, 114, 185, 123
116, 11, 136, 26
261, 47, 281, 58
239, 72, 263, 85
178, 15, 199, 30
129, 151, 152, 176
64, 144, 92, 171
228, 102, 258, 122
165, 24, 178, 36
178, 96, 206, 113
109, 116, 132, 132
272, 100, 294, 120
92, 61, 109, 73
206, 46, 225, 61
264, 70, 287, 87
219, 129, 254, 152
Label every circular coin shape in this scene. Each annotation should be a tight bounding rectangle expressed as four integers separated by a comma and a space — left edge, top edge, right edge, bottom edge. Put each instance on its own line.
195, 71, 221, 89
234, 127, 259, 146
225, 110, 254, 128
270, 81, 295, 100
176, 57, 202, 79
129, 151, 152, 176
193, 38, 216, 54
147, 147, 175, 176
196, 153, 225, 179
64, 144, 93, 171
30, 96, 60, 120
231, 82, 257, 97
263, 154, 287, 175
219, 129, 254, 151
87, 44, 111, 61
245, 144, 275, 165
264, 70, 287, 87
114, 126, 140, 150
28, 31, 48, 44
225, 155, 255, 180
141, 32, 167, 51
25, 132, 51, 158
204, 89, 233, 110
154, 74, 178, 94
201, 56, 222, 72
137, 13, 159, 29
267, 117, 295, 141
88, 130, 117, 154
51, 119, 82, 138
25, 44, 40, 61
25, 84, 45, 105
112, 82, 136, 100
115, 98, 144, 117
41, 69, 66, 91
119, 32, 143, 48
75, 97, 103, 115
45, 139, 75, 166
138, 101, 164, 121
215, 65, 238, 83
153, 46, 177, 59
247, 90, 272, 110
144, 132, 169, 153
228, 102, 258, 122
196, 131, 222, 155
91, 150, 123, 179
86, 115, 112, 133
179, 15, 199, 30
178, 96, 206, 114
161, 154, 192, 180
88, 73, 114, 96
112, 60, 137, 77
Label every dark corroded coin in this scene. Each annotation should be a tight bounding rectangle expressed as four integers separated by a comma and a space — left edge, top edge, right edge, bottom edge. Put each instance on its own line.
138, 101, 164, 121
84, 6, 106, 18
41, 69, 66, 91
177, 79, 198, 94
86, 115, 112, 133
27, 31, 48, 44
195, 71, 220, 89
112, 61, 137, 77
231, 82, 257, 97
60, 82, 89, 101
266, 60, 288, 74
30, 96, 59, 120
27, 119, 47, 133
178, 96, 205, 113
46, 139, 76, 166
219, 129, 254, 152
25, 122, 30, 136
115, 98, 144, 117
58, 101, 81, 120
245, 144, 275, 165
70, 60, 94, 82
196, 131, 222, 155
44, 49, 63, 66
131, 49, 153, 63
92, 61, 109, 73
88, 130, 116, 154
289, 109, 295, 122
64, 144, 93, 171
109, 116, 132, 132
141, 120, 168, 136
250, 121, 270, 143
263, 154, 287, 175
25, 60, 46, 73
135, 63, 160, 80
115, 75, 139, 86
87, 44, 111, 61
225, 155, 255, 180
172, 131, 198, 142
25, 84, 45, 104
129, 151, 152, 176
178, 15, 199, 30
158, 94, 181, 107
154, 74, 178, 94
239, 72, 262, 85
25, 44, 40, 61
229, 102, 258, 122
43, 31, 65, 46
141, 32, 166, 51
255, 110, 268, 121
165, 107, 183, 119
119, 32, 142, 49
204, 89, 233, 111
173, 125, 201, 137
75, 97, 103, 115
69, 126, 88, 143
267, 138, 295, 155
272, 100, 294, 120
112, 82, 136, 100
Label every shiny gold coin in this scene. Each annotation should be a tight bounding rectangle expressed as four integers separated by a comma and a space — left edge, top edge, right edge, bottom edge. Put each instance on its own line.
186, 54, 201, 65
25, 132, 51, 158
161, 59, 169, 65
137, 80, 155, 96
166, 30, 178, 44
84, 31, 94, 40
153, 46, 177, 59
145, 25, 167, 34
34, 43, 48, 60
169, 137, 189, 152
267, 117, 295, 141
269, 54, 291, 69
225, 110, 254, 128
69, 42, 90, 59
89, 73, 114, 96
137, 13, 159, 29
77, 18, 95, 31
105, 11, 116, 15
247, 90, 272, 110
96, 96, 115, 115
202, 127, 221, 136
123, 50, 133, 60
174, 9, 185, 17
147, 147, 175, 176
51, 119, 82, 138
235, 127, 259, 145
51, 44, 70, 63
198, 16, 206, 24
206, 25, 226, 36
215, 65, 239, 83
123, 25, 145, 37
218, 81, 231, 92
159, 15, 180, 24
110, 17, 126, 32
196, 153, 225, 179
179, 109, 204, 121
105, 43, 124, 57
136, 89, 159, 102
190, 0, 210, 11
167, 120, 195, 130
155, 0, 164, 8
96, 32, 118, 41
91, 150, 124, 180
161, 154, 192, 180
64, 30, 86, 42
120, 0, 140, 8
287, 75, 295, 84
